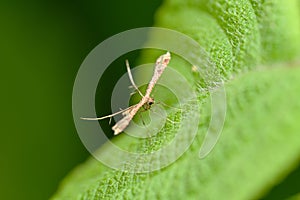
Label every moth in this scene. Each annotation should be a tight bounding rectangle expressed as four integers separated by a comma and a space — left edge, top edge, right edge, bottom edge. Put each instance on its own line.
81, 52, 171, 135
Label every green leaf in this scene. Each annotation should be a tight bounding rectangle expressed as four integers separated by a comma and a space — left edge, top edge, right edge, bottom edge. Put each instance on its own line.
52, 0, 300, 199
287, 193, 300, 200
52, 66, 300, 200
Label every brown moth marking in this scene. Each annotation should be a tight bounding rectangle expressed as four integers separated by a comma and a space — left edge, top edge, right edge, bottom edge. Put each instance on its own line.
81, 52, 171, 135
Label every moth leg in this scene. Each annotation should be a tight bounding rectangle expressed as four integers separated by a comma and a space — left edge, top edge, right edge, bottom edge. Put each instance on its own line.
156, 101, 182, 111
126, 60, 144, 98
150, 105, 181, 125
138, 111, 147, 126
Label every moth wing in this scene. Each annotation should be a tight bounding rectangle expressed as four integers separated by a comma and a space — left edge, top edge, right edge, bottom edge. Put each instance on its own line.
112, 103, 143, 135
112, 114, 133, 135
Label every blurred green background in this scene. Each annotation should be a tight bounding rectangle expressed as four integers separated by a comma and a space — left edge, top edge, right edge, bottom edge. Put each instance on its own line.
0, 1, 299, 200
0, 1, 161, 199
